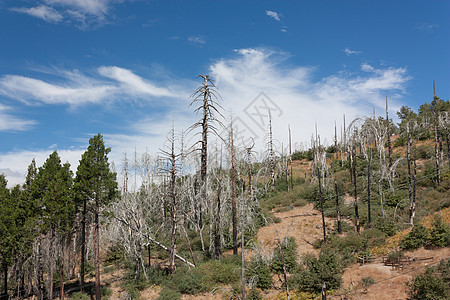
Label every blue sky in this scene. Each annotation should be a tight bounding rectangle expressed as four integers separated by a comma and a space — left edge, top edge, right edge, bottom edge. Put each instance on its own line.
0, 0, 449, 186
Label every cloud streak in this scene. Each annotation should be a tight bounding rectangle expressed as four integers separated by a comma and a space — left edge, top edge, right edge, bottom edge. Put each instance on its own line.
11, 5, 63, 23
0, 67, 179, 107
0, 104, 37, 131
266, 10, 281, 21
344, 48, 362, 55
10, 0, 120, 28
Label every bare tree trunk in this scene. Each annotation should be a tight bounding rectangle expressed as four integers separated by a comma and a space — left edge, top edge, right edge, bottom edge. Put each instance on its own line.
60, 244, 65, 300
93, 205, 101, 300
289, 125, 293, 190
433, 82, 441, 186
411, 139, 417, 227
2, 260, 7, 297
386, 94, 392, 169
407, 123, 413, 227
213, 175, 222, 259
241, 196, 245, 300
269, 113, 275, 189
317, 138, 327, 242
367, 151, 372, 228
231, 121, 238, 255
352, 149, 360, 234
49, 229, 54, 300
169, 136, 178, 273
80, 198, 87, 292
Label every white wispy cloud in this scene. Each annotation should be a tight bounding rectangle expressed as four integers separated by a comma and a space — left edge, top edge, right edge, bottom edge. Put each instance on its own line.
344, 48, 362, 55
211, 48, 410, 150
10, 0, 120, 28
0, 67, 179, 106
0, 104, 37, 131
11, 5, 63, 23
266, 10, 281, 21
188, 36, 206, 45
418, 22, 439, 30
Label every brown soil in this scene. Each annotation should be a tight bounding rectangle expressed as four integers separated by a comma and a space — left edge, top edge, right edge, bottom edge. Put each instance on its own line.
337, 247, 450, 300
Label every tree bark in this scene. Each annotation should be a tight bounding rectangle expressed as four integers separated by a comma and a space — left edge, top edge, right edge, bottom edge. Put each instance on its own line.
80, 198, 87, 292
231, 122, 238, 255
352, 149, 360, 234
94, 205, 101, 300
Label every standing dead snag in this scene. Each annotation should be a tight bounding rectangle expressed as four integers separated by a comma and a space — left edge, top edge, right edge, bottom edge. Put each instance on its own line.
386, 94, 393, 170
229, 118, 238, 255
160, 126, 182, 273
189, 75, 224, 229
432, 81, 441, 186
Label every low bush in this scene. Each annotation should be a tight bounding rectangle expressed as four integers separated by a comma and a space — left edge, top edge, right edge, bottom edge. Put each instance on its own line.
164, 267, 208, 295
200, 256, 240, 285
360, 276, 375, 287
290, 249, 343, 293
246, 254, 273, 290
400, 224, 429, 250
406, 259, 450, 300
271, 236, 298, 273
429, 215, 450, 247
157, 286, 181, 300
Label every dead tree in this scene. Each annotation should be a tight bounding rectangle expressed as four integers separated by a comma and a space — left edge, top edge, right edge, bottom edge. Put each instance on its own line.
268, 112, 276, 189
432, 82, 441, 186
406, 123, 414, 227
160, 127, 181, 273
386, 94, 393, 170
229, 118, 238, 255
317, 136, 327, 242
189, 75, 224, 228
333, 122, 342, 234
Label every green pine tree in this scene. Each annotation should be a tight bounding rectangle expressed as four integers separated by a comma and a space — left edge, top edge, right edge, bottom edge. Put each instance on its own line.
75, 134, 118, 299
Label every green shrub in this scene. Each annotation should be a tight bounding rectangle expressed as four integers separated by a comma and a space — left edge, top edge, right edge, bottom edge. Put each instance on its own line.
246, 255, 273, 290
400, 224, 429, 250
146, 266, 169, 285
69, 292, 90, 300
101, 286, 112, 299
247, 288, 263, 300
201, 256, 240, 285
406, 259, 450, 300
374, 218, 397, 237
290, 249, 343, 293
360, 276, 375, 287
157, 286, 181, 300
429, 215, 450, 247
164, 267, 208, 295
271, 236, 298, 273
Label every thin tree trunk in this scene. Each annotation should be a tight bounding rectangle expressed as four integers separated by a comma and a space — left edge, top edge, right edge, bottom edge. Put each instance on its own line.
386, 94, 392, 169
80, 198, 87, 292
269, 113, 275, 189
213, 176, 222, 259
2, 260, 7, 297
367, 152, 371, 228
411, 139, 417, 227
352, 149, 360, 234
49, 229, 54, 300
407, 124, 413, 227
317, 151, 327, 242
60, 244, 65, 300
94, 205, 101, 300
231, 121, 238, 255
289, 125, 293, 190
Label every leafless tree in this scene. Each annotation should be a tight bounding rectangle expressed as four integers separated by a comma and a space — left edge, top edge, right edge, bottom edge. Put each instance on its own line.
189, 75, 224, 229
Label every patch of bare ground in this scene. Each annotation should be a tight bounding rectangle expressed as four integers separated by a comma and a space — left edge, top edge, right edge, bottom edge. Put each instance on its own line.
254, 203, 334, 260
335, 247, 450, 300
